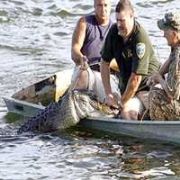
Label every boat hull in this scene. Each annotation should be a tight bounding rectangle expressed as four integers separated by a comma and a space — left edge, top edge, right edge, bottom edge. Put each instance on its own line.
80, 117, 180, 144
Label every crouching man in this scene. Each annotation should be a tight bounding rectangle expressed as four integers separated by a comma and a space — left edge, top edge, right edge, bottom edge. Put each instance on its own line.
100, 0, 160, 120
147, 11, 180, 120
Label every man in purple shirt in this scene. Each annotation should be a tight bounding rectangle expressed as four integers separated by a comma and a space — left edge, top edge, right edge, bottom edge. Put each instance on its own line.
71, 0, 119, 103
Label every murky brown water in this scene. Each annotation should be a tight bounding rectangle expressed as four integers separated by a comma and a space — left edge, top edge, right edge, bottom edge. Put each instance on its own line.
0, 0, 180, 179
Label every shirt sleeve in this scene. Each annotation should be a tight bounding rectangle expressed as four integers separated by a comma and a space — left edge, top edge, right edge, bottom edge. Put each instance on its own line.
173, 47, 180, 100
101, 26, 114, 63
132, 29, 153, 75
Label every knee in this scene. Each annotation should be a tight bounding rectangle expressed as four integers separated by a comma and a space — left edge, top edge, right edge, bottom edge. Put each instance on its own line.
75, 71, 89, 89
79, 70, 89, 80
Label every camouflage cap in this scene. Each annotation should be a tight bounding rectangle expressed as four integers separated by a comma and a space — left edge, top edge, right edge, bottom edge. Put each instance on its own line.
157, 11, 180, 31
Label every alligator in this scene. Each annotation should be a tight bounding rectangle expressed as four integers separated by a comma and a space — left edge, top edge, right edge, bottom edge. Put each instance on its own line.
17, 90, 118, 134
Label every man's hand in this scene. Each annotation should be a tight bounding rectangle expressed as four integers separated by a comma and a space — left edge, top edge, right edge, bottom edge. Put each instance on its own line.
105, 93, 122, 109
147, 72, 173, 101
159, 78, 173, 101
80, 56, 89, 70
147, 72, 162, 86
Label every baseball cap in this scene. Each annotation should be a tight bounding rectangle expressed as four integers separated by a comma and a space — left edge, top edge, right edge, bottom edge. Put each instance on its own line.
157, 11, 180, 31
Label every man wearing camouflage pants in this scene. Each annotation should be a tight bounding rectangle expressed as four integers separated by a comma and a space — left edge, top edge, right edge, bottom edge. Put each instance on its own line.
148, 11, 180, 120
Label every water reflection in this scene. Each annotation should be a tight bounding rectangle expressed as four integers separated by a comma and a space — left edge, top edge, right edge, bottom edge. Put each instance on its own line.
0, 126, 180, 179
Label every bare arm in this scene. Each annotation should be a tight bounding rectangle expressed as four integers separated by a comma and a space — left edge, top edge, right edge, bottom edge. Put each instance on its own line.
147, 57, 172, 86
121, 73, 142, 105
100, 60, 111, 95
71, 17, 87, 65
146, 58, 174, 99
101, 60, 121, 108
159, 57, 172, 76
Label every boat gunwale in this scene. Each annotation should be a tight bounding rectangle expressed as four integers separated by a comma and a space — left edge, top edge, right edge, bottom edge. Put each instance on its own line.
85, 117, 180, 125
3, 96, 45, 109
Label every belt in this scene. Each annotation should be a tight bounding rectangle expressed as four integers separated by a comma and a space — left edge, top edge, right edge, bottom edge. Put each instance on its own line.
88, 57, 101, 66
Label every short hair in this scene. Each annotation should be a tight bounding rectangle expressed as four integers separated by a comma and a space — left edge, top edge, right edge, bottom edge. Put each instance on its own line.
94, 0, 111, 5
115, 0, 134, 13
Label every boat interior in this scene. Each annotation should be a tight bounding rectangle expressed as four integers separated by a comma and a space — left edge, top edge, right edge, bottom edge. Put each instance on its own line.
12, 69, 73, 106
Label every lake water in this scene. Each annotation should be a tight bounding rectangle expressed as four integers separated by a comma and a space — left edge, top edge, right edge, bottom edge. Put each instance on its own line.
0, 0, 180, 179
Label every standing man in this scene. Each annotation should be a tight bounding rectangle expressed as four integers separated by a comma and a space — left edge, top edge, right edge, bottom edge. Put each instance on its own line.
71, 0, 119, 102
148, 11, 180, 120
100, 0, 160, 119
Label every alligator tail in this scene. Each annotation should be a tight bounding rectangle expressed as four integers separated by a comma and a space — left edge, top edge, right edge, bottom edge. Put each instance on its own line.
17, 100, 62, 134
